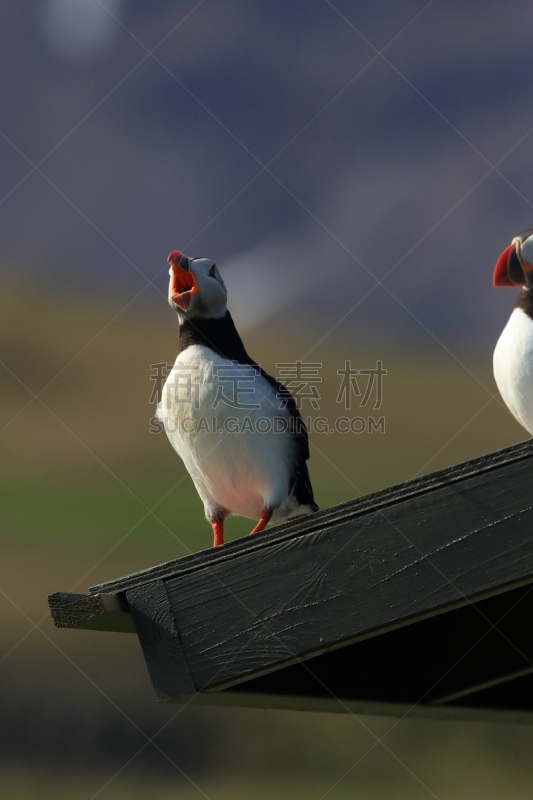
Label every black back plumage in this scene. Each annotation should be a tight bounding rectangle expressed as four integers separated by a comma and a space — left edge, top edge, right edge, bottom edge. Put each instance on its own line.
178, 312, 318, 511
516, 288, 533, 321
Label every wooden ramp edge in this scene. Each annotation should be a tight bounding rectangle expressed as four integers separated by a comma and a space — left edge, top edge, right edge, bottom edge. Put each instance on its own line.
48, 439, 533, 722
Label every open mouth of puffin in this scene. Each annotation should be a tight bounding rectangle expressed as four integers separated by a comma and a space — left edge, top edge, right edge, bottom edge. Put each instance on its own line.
168, 251, 198, 311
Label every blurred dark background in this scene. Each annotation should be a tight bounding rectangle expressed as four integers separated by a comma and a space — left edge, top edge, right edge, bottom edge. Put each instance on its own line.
2, 1, 533, 798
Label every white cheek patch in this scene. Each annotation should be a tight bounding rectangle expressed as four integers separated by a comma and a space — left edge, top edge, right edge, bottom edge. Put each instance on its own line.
189, 264, 227, 318
521, 236, 533, 268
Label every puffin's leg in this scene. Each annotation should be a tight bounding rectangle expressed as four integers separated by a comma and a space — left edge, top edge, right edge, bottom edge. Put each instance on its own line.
250, 507, 273, 535
207, 506, 229, 547
211, 519, 225, 547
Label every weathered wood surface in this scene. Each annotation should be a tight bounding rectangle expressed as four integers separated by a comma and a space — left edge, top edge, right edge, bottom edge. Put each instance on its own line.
197, 585, 533, 710
48, 591, 135, 633
126, 580, 195, 701
90, 439, 533, 595
165, 584, 533, 722
161, 446, 533, 693
48, 439, 533, 719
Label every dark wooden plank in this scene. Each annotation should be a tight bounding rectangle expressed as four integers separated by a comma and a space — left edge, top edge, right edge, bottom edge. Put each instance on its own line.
203, 586, 533, 706
48, 592, 135, 633
126, 580, 195, 702
172, 684, 533, 726
427, 586, 533, 704
162, 454, 533, 694
49, 581, 533, 711
90, 439, 533, 595
450, 672, 533, 713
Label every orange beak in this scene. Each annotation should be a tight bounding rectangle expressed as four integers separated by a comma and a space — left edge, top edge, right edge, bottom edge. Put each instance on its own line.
493, 243, 517, 287
168, 250, 198, 311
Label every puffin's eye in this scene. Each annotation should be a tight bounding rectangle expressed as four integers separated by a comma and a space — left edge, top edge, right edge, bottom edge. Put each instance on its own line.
209, 264, 216, 278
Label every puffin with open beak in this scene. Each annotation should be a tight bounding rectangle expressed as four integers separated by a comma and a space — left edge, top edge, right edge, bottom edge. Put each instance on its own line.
157, 250, 318, 547
493, 228, 533, 434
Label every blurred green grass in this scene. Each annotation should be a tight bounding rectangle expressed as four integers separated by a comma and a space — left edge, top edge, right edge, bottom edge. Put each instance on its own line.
2, 717, 533, 800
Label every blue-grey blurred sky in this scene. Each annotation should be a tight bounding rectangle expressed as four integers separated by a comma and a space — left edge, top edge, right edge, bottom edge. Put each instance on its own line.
2, 0, 532, 339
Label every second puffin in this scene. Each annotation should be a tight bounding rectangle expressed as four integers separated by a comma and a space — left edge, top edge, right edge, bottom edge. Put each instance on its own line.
157, 250, 318, 547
